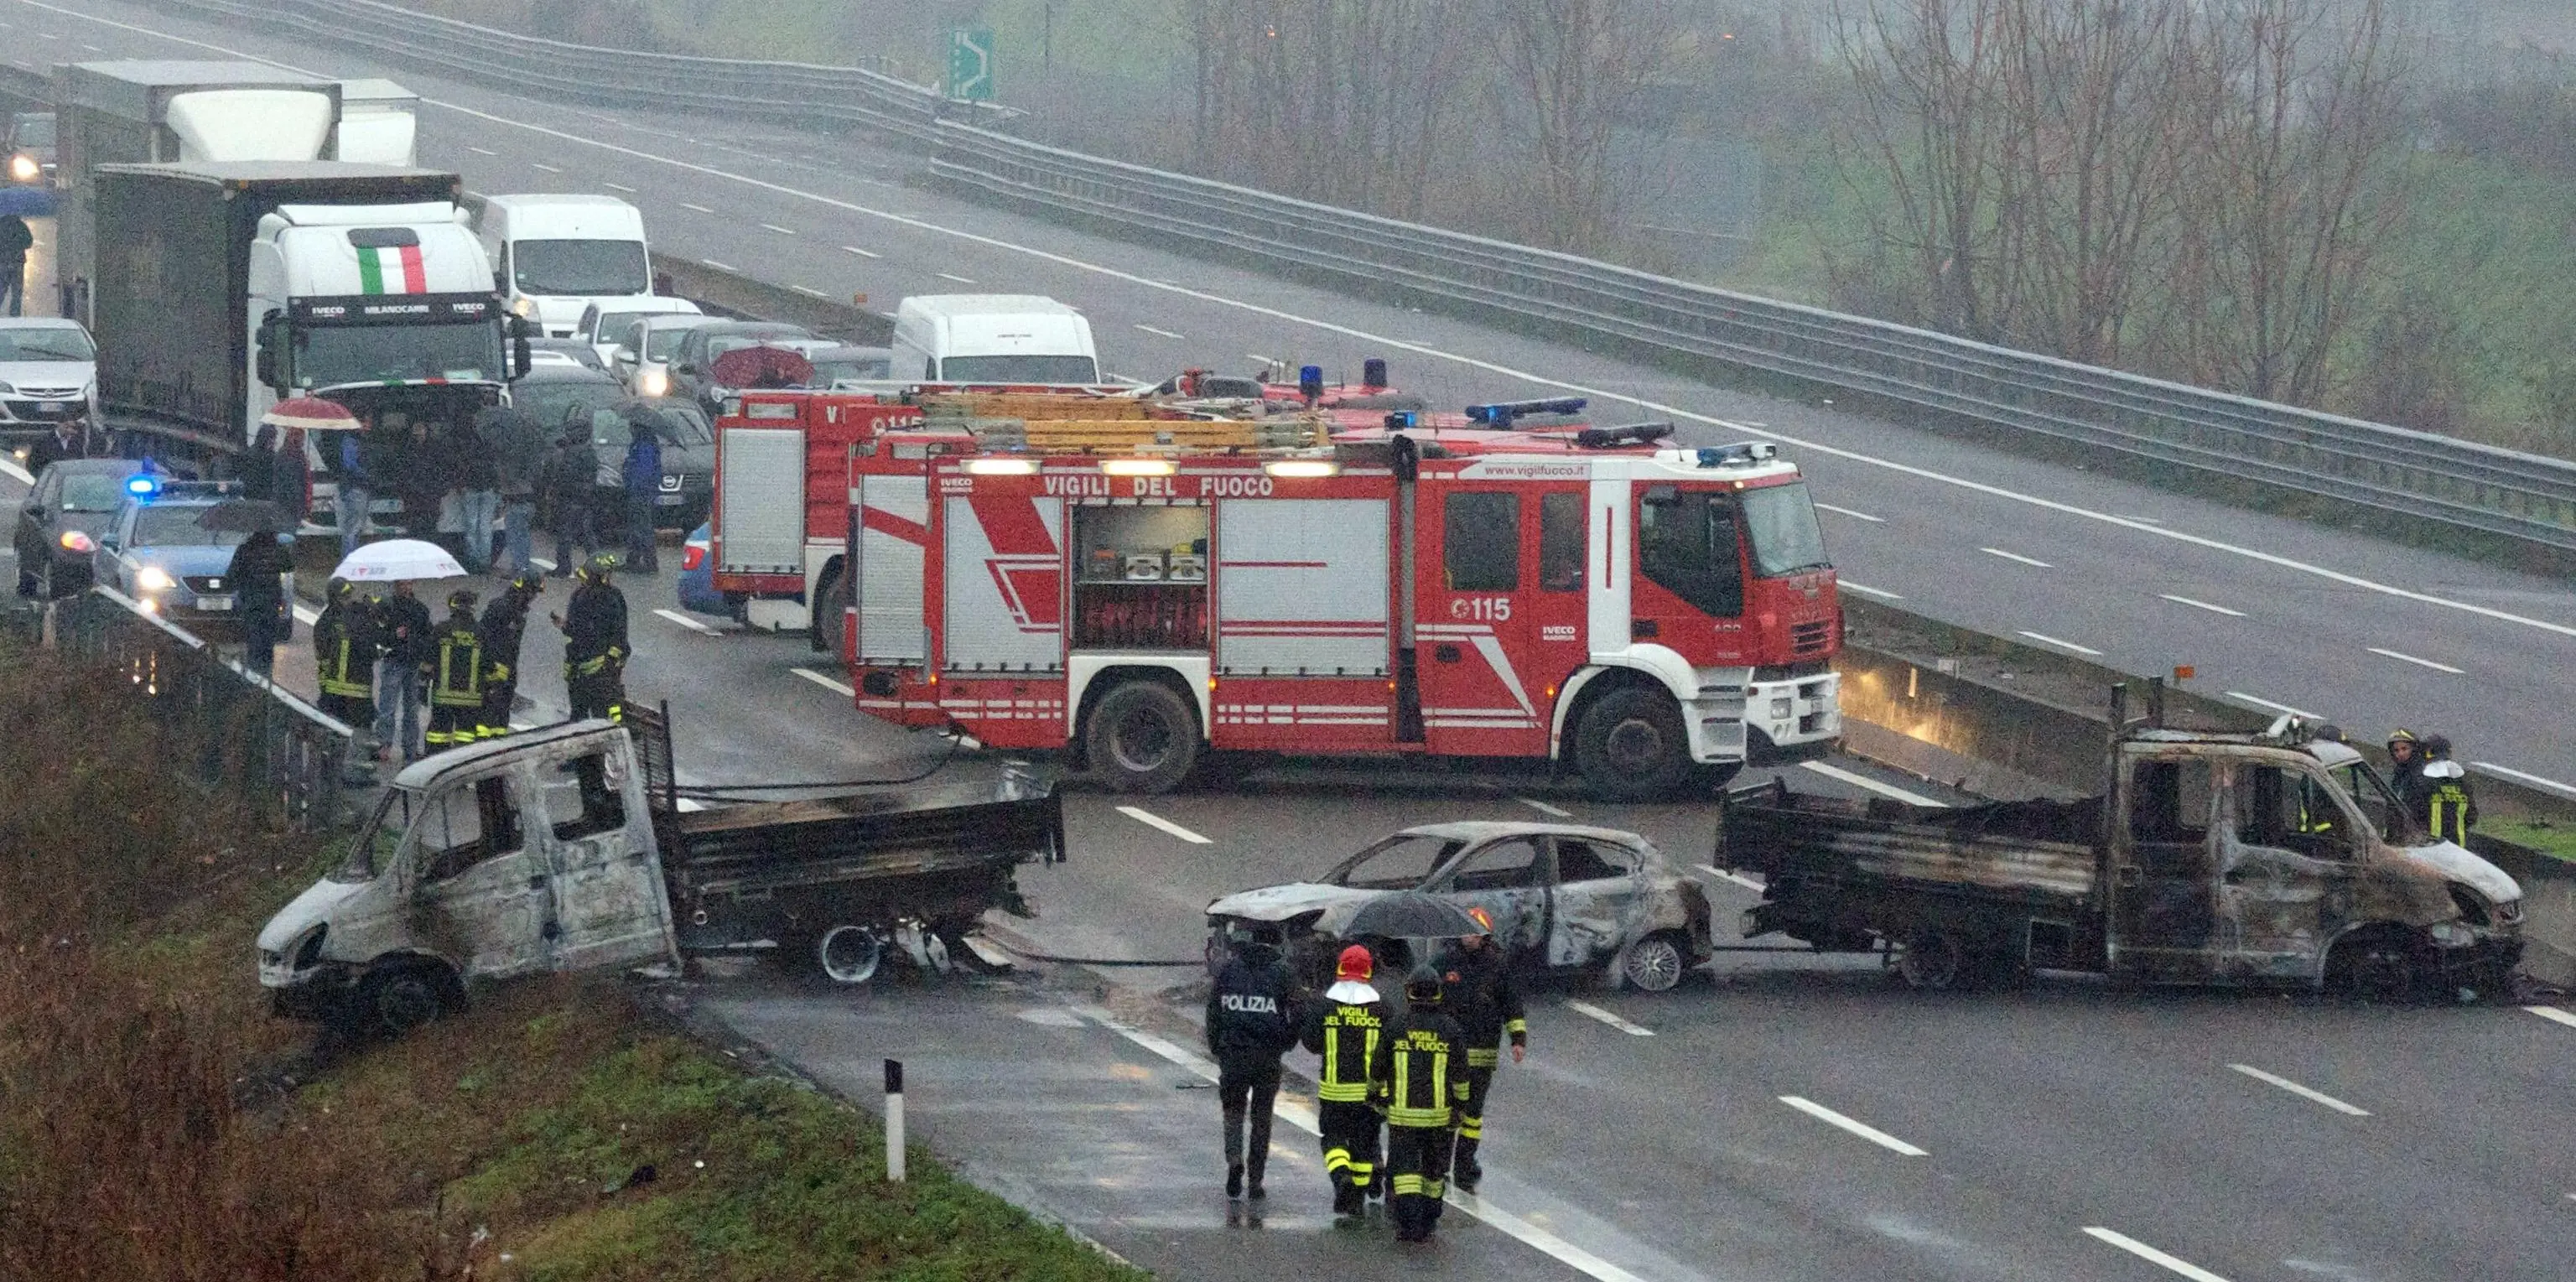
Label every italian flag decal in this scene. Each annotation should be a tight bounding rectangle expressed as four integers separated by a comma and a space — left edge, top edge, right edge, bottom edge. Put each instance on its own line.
356, 243, 428, 295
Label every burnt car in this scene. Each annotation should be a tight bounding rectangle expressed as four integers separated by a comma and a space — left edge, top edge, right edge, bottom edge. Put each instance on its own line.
1204, 821, 1715, 991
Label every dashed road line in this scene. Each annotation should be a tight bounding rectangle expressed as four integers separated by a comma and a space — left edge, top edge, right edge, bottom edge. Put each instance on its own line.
792, 284, 829, 298
1981, 547, 2054, 568
530, 161, 561, 173
1779, 1096, 1927, 1156
1513, 795, 1572, 817
787, 667, 854, 697
2524, 1005, 2576, 1030
1072, 1005, 1653, 1282
2081, 1227, 2235, 1282
466, 145, 496, 155
761, 222, 797, 236
2018, 630, 2103, 657
1114, 805, 1213, 844
2227, 1064, 2369, 1117
2160, 594, 2245, 617
1566, 1001, 1654, 1036
699, 257, 735, 272
1839, 579, 1902, 600
652, 607, 723, 636
1801, 760, 1947, 807
1132, 323, 1186, 340
601, 181, 636, 193
842, 245, 880, 257
2369, 646, 2464, 674
936, 272, 978, 284
0, 456, 32, 485
1695, 864, 1765, 892
2225, 691, 2317, 719
678, 201, 713, 213
1814, 502, 1883, 522
292, 602, 321, 625
2477, 763, 2576, 799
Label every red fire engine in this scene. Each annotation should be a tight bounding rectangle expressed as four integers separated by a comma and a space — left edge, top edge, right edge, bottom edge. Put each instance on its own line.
822, 395, 1844, 798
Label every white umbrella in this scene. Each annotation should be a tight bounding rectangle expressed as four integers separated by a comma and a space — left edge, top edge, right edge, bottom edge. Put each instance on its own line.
332, 538, 467, 583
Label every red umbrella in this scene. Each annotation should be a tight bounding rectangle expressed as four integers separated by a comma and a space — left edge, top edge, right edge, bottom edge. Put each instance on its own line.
262, 397, 361, 432
709, 344, 817, 391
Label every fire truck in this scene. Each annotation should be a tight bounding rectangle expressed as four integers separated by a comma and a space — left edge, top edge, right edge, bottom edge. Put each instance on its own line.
706, 392, 926, 641
818, 395, 1845, 799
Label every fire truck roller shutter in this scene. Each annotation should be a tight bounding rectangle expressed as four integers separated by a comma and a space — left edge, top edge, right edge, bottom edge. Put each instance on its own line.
856, 475, 930, 664
719, 428, 808, 574
944, 495, 1067, 672
1216, 498, 1391, 676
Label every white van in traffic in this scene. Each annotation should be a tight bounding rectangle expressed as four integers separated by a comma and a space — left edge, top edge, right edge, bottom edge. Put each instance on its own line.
891, 293, 1100, 385
476, 194, 652, 338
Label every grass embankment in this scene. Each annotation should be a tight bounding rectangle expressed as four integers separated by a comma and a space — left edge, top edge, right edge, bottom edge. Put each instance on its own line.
0, 641, 1144, 1281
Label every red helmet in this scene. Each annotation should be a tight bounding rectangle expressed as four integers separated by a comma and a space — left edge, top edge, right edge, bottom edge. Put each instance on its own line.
1336, 944, 1374, 981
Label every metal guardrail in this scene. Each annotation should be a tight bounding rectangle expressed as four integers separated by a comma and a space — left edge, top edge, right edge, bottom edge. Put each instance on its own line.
35, 589, 353, 832
127, 0, 2576, 553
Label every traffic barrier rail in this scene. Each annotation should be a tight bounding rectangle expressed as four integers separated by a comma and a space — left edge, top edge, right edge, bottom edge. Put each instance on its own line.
30, 588, 353, 833
131, 0, 2576, 557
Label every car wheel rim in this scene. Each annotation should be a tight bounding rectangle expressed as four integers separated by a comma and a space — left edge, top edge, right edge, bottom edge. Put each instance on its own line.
377, 976, 440, 1031
1626, 938, 1684, 991
818, 925, 882, 984
1901, 930, 1962, 989
1604, 719, 1668, 774
1111, 708, 1174, 773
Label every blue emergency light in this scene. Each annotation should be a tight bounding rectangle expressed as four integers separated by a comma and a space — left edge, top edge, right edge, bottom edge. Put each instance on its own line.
1465, 397, 1588, 428
1298, 365, 1325, 401
124, 474, 159, 497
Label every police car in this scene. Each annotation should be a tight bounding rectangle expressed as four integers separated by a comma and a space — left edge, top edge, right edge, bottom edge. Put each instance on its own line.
89, 477, 293, 636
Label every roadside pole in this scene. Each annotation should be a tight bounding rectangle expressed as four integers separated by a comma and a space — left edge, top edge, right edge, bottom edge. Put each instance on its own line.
884, 1058, 906, 1182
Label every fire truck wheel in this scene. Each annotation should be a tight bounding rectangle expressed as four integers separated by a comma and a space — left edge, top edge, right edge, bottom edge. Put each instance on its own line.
810, 566, 853, 662
1574, 688, 1692, 800
1085, 680, 1201, 793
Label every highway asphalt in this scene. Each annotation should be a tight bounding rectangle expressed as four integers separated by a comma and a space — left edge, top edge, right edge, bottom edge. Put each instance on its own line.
10, 2, 2576, 1277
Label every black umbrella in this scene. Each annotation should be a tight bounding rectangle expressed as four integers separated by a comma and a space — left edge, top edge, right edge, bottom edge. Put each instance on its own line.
198, 498, 297, 534
1344, 891, 1489, 940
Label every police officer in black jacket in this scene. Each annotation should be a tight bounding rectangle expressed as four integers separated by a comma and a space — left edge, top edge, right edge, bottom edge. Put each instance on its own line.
1205, 923, 1301, 1200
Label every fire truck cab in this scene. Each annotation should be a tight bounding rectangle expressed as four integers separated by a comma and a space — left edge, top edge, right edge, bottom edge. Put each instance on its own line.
844, 410, 1843, 799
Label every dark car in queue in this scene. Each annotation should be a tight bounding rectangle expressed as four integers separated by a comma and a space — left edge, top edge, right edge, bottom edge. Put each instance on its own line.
13, 457, 143, 598
90, 480, 293, 636
660, 321, 816, 417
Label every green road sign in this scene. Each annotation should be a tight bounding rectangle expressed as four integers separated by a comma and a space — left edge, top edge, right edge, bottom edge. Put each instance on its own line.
947, 28, 995, 101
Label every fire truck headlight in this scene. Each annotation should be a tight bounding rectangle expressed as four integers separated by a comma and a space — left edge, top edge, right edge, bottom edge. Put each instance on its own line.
1262, 459, 1339, 479
964, 458, 1039, 476
1099, 458, 1177, 477
1770, 697, 1793, 719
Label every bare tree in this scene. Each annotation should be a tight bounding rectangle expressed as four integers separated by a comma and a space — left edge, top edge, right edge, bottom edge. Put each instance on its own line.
1490, 0, 1683, 251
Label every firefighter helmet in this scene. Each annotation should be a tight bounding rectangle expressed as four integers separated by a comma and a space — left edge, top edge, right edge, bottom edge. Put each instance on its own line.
1336, 944, 1374, 981
327, 576, 355, 600
447, 588, 480, 612
2422, 733, 2454, 760
576, 553, 620, 582
2387, 728, 2419, 749
508, 569, 544, 595
1404, 965, 1444, 1007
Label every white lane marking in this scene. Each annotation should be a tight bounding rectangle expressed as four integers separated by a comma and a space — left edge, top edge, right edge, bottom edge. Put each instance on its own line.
2524, 1005, 2576, 1030
936, 272, 979, 284
465, 145, 496, 155
2477, 763, 2576, 800
292, 603, 321, 625
1513, 795, 1573, 817
2225, 690, 2318, 719
1072, 1005, 1653, 1282
1779, 1096, 1927, 1156
788, 667, 855, 697
2369, 646, 2464, 674
1566, 1000, 1654, 1036
1244, 352, 1279, 366
1133, 323, 1186, 340
79, 41, 100, 50
1695, 863, 1765, 892
1114, 804, 1213, 845
842, 245, 881, 258
1801, 760, 1949, 807
2160, 594, 2245, 617
530, 161, 562, 173
1839, 579, 1903, 600
652, 607, 723, 636
0, 456, 32, 485
1981, 547, 2054, 568
76, 3, 2576, 657
2227, 1064, 2370, 1117
602, 181, 636, 193
679, 201, 713, 213
699, 258, 735, 272
761, 222, 797, 235
1815, 502, 1883, 522
2018, 630, 2103, 657
2082, 1228, 2236, 1282
792, 285, 828, 298
675, 797, 708, 812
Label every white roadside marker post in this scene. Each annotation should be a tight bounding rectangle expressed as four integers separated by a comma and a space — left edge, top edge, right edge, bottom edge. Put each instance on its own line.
884, 1058, 906, 1182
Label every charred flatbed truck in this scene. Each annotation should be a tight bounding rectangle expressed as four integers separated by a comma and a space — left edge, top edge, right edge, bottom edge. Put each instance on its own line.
1721, 709, 2523, 996
258, 708, 1063, 1035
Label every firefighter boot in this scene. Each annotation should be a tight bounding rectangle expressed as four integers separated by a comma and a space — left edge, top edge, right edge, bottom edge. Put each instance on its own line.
1225, 1163, 1244, 1199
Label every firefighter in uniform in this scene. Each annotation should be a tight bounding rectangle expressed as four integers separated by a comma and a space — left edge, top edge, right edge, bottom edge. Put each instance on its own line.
477, 571, 543, 739
1205, 924, 1299, 1200
1370, 966, 1471, 1243
1301, 943, 1389, 1217
312, 579, 377, 769
2420, 734, 2479, 845
1442, 906, 1525, 1195
2386, 729, 2430, 818
425, 589, 486, 751
553, 553, 629, 723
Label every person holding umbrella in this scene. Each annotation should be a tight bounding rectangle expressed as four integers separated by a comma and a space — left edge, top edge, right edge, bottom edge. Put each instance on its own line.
1371, 967, 1472, 1244
543, 423, 598, 577
331, 537, 469, 762
222, 528, 293, 678
478, 405, 546, 578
